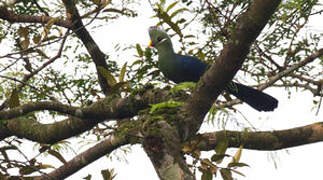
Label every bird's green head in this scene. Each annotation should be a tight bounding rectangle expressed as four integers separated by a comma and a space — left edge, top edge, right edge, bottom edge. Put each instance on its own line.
148, 26, 173, 50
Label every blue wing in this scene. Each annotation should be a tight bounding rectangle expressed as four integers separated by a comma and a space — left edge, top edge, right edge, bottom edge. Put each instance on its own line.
173, 54, 208, 83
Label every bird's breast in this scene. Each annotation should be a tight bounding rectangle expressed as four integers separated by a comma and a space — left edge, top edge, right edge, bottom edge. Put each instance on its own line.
158, 55, 182, 83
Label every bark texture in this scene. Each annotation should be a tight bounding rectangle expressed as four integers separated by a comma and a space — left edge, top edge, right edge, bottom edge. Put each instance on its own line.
195, 122, 323, 151
142, 120, 194, 180
1, 86, 172, 143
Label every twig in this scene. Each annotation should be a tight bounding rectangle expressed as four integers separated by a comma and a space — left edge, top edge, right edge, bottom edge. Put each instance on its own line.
0, 74, 39, 91
216, 48, 323, 109
0, 31, 69, 110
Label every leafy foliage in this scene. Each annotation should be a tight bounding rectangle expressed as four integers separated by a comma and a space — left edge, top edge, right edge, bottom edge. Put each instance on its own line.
184, 136, 248, 180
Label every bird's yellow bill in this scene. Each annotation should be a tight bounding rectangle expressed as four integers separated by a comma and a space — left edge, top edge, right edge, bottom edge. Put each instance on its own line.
148, 40, 153, 47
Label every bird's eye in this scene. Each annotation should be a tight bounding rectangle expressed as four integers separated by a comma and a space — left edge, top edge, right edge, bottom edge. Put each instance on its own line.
157, 37, 163, 42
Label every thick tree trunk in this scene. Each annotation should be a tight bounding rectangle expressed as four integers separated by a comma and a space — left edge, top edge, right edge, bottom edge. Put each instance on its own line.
142, 120, 195, 180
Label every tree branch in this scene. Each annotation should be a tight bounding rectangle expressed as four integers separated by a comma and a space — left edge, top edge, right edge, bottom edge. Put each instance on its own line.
213, 47, 323, 110
0, 86, 171, 120
260, 48, 323, 89
1, 86, 174, 144
62, 0, 111, 95
36, 135, 129, 180
0, 7, 72, 28
194, 122, 323, 151
182, 0, 282, 140
290, 73, 322, 86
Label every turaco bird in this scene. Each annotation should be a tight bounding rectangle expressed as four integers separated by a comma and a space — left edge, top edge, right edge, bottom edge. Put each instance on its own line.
148, 26, 278, 112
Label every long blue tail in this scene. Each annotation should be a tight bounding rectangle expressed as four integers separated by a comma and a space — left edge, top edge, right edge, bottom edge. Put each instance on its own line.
226, 82, 278, 111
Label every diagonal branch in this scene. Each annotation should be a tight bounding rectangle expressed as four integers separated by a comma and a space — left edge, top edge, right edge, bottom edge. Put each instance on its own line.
62, 0, 111, 95
194, 122, 323, 151
182, 0, 282, 140
260, 48, 323, 89
36, 135, 130, 180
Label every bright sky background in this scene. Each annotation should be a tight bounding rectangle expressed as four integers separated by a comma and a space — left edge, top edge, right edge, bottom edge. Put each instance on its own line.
1, 1, 321, 180
65, 1, 323, 179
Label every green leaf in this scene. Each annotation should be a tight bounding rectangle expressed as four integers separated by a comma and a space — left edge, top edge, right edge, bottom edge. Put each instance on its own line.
119, 62, 127, 82
184, 34, 195, 39
211, 154, 230, 163
101, 168, 116, 180
157, 10, 183, 37
97, 66, 117, 86
166, 1, 178, 13
215, 137, 228, 154
227, 162, 249, 168
214, 136, 229, 164
170, 82, 196, 94
231, 145, 243, 163
176, 18, 186, 25
131, 59, 143, 67
48, 149, 67, 164
17, 27, 29, 38
170, 8, 189, 19
103, 8, 123, 14
8, 89, 20, 109
150, 99, 184, 114
136, 44, 143, 57
83, 174, 92, 180
220, 168, 233, 180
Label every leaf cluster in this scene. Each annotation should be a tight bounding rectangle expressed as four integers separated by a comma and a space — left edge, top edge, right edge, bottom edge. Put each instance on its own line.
183, 136, 248, 180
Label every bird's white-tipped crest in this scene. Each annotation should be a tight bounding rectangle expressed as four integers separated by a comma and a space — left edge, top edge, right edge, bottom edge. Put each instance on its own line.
148, 26, 169, 39
149, 26, 166, 33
